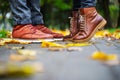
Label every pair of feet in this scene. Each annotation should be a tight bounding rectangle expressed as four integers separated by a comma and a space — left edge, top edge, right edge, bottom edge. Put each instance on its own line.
12, 24, 63, 39
12, 7, 107, 42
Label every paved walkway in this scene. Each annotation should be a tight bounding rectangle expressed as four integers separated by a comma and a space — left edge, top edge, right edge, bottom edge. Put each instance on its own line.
0, 39, 120, 80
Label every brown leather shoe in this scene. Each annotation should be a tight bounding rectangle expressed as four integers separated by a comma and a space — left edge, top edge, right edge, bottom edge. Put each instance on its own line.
12, 24, 53, 39
36, 25, 63, 38
64, 11, 79, 40
72, 7, 107, 42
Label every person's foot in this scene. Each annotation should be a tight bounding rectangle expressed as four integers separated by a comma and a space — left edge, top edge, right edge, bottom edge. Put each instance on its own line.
64, 11, 79, 40
72, 7, 107, 42
12, 24, 53, 39
35, 25, 63, 38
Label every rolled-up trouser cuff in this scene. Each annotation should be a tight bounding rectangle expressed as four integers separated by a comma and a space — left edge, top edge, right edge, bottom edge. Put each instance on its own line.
32, 16, 44, 25
80, 0, 96, 8
13, 15, 32, 26
13, 19, 32, 26
73, 0, 96, 10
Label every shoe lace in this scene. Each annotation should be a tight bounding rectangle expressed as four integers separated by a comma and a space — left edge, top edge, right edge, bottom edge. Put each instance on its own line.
29, 25, 37, 33
69, 17, 73, 31
40, 25, 50, 31
40, 25, 53, 34
69, 17, 76, 33
79, 15, 86, 32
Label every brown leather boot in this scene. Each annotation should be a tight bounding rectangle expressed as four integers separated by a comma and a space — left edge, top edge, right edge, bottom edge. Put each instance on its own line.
12, 24, 53, 39
64, 11, 79, 40
36, 25, 63, 38
72, 7, 107, 42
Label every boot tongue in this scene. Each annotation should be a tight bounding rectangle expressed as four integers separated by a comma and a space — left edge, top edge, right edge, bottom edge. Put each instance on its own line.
80, 8, 85, 15
80, 7, 96, 15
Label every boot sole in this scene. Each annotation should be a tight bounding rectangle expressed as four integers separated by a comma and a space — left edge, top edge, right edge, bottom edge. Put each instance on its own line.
63, 33, 78, 41
63, 36, 75, 41
72, 19, 107, 43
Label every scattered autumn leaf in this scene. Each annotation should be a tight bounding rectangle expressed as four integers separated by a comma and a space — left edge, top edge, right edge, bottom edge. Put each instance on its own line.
107, 54, 117, 60
0, 38, 5, 46
94, 30, 110, 38
93, 29, 120, 40
0, 62, 43, 77
112, 31, 120, 39
91, 51, 117, 61
0, 38, 30, 46
66, 42, 91, 47
52, 29, 70, 36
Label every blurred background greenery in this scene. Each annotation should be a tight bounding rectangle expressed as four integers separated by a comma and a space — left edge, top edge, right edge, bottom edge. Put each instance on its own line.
0, 0, 120, 31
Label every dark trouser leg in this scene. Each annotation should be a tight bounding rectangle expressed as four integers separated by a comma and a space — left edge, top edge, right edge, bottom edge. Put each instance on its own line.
73, 0, 96, 10
27, 0, 44, 25
80, 0, 96, 8
73, 0, 81, 11
8, 0, 32, 26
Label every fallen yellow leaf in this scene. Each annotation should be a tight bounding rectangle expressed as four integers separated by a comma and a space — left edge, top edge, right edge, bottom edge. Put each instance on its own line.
66, 42, 91, 47
0, 39, 5, 46
107, 54, 117, 60
0, 62, 43, 77
52, 29, 70, 36
94, 30, 110, 38
113, 32, 120, 39
0, 38, 30, 46
91, 51, 107, 60
91, 51, 117, 61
